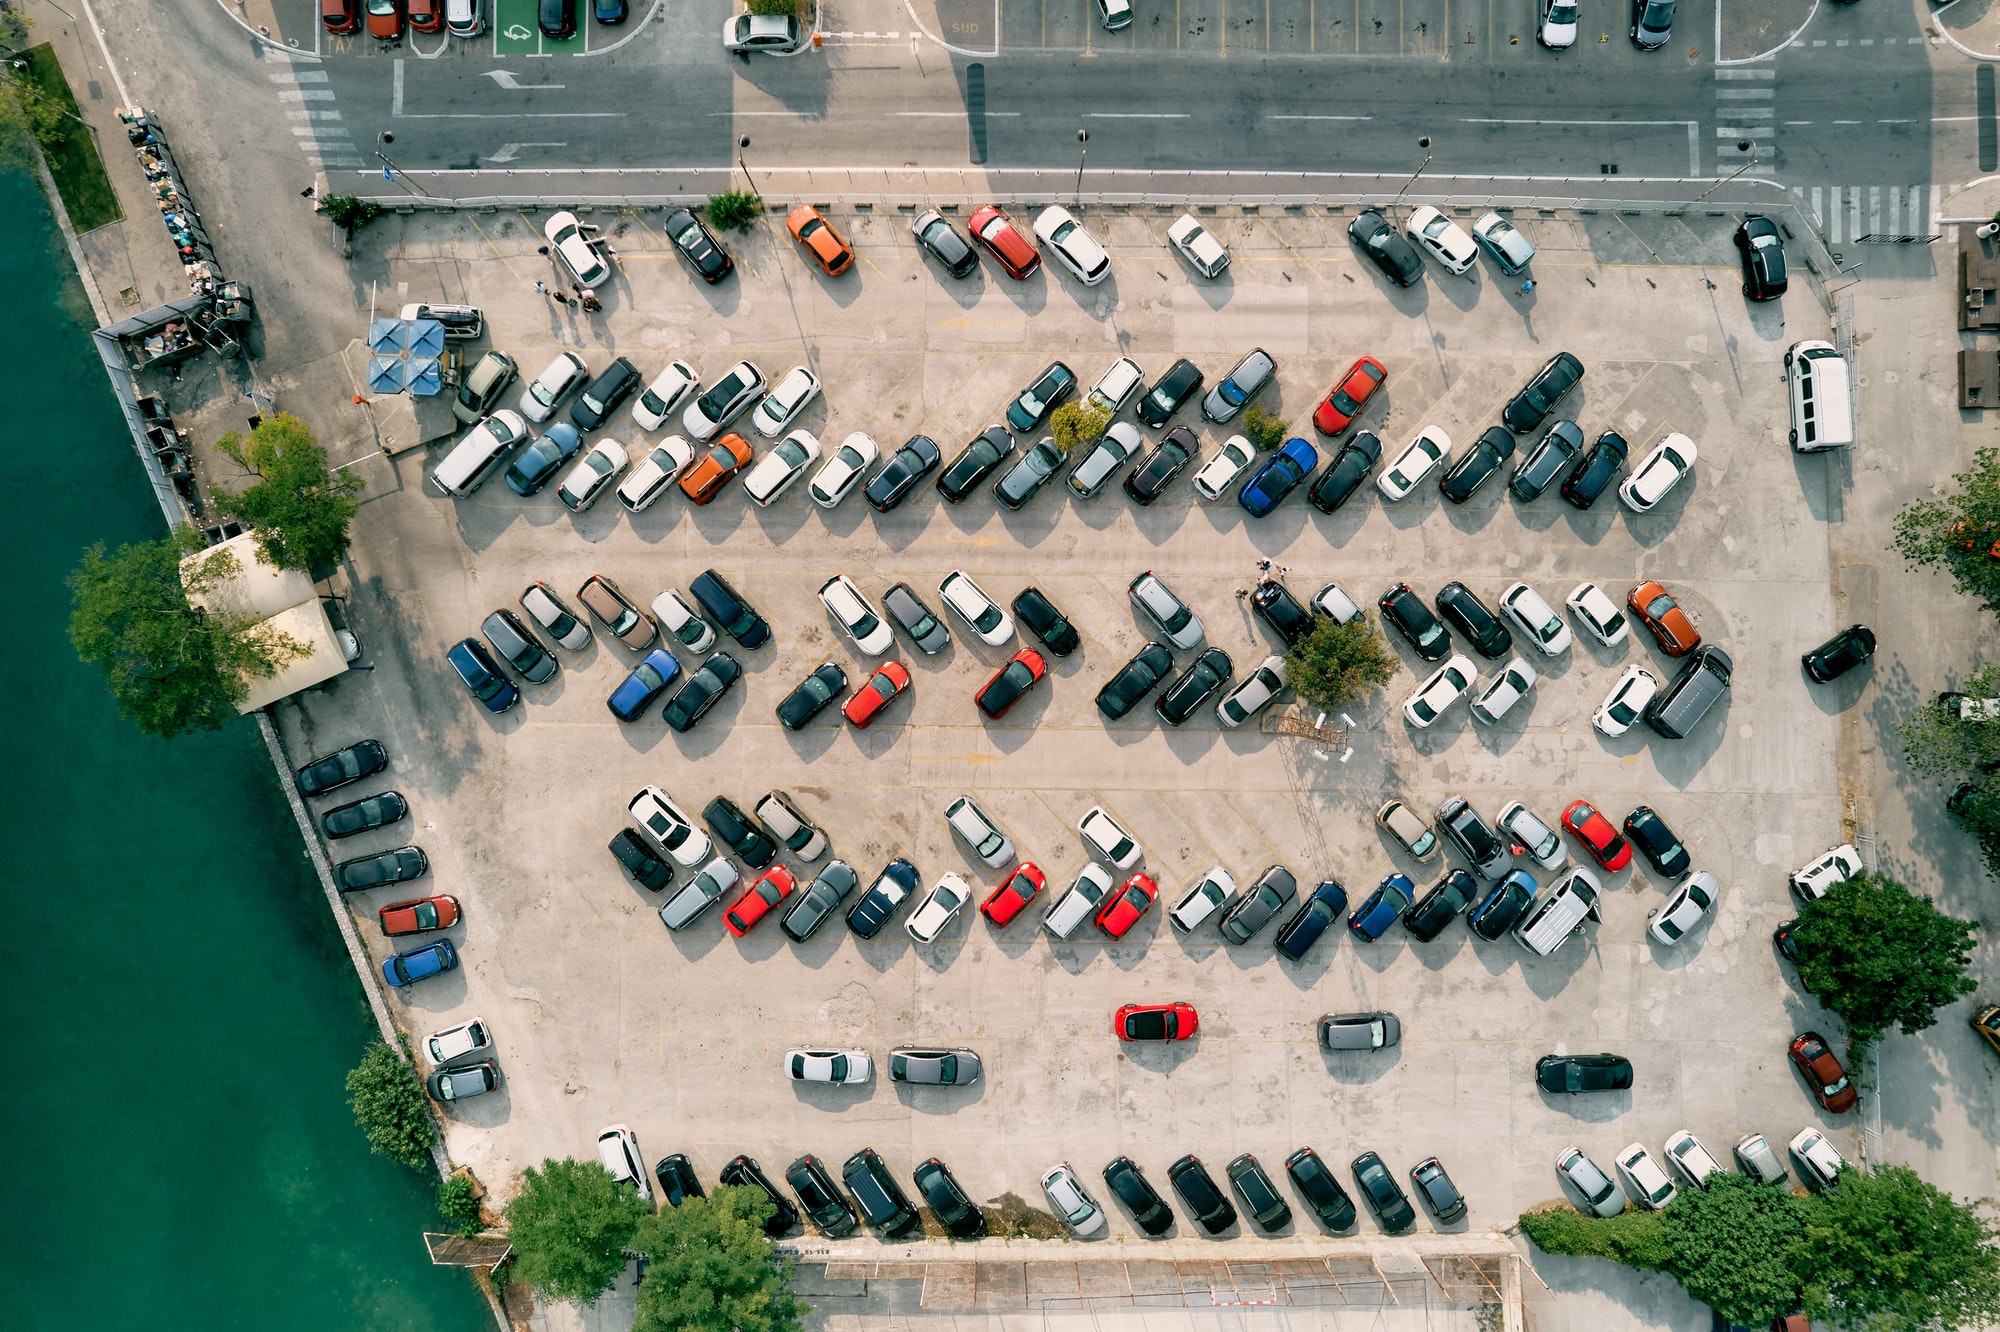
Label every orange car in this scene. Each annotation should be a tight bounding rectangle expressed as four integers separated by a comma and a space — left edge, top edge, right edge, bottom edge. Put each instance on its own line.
968, 205, 1040, 279
365, 0, 404, 38
321, 0, 362, 31
1627, 581, 1700, 656
678, 432, 755, 504
787, 205, 854, 276
408, 0, 443, 30
378, 895, 460, 937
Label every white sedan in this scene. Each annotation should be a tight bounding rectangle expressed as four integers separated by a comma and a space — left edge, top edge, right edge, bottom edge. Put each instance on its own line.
1402, 653, 1477, 728
752, 365, 821, 439
1647, 870, 1720, 945
631, 361, 699, 432
817, 574, 893, 656
1405, 206, 1479, 276
1078, 806, 1141, 869
809, 432, 879, 508
1500, 582, 1573, 656
906, 873, 970, 942
1470, 655, 1537, 724
649, 588, 717, 653
784, 1048, 873, 1085
1619, 432, 1698, 512
1191, 434, 1255, 500
1566, 581, 1632, 649
939, 570, 1014, 646
1166, 212, 1230, 279
423, 1017, 493, 1069
1790, 843, 1862, 901
1593, 665, 1660, 737
615, 435, 694, 512
1216, 655, 1286, 727
1538, 0, 1579, 48
1170, 866, 1237, 933
556, 437, 627, 512
740, 429, 820, 506
1378, 426, 1452, 501
1033, 205, 1111, 285
543, 210, 610, 287
1614, 1143, 1678, 1210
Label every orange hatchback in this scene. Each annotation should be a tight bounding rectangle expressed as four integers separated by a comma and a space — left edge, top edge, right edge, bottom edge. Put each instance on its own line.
679, 432, 755, 504
968, 205, 1040, 279
378, 895, 460, 937
1627, 581, 1700, 656
788, 205, 854, 276
321, 0, 362, 31
365, 0, 404, 38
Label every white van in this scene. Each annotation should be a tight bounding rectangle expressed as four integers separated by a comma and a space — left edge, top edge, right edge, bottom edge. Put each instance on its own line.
431, 409, 528, 497
1514, 866, 1601, 955
1785, 340, 1853, 453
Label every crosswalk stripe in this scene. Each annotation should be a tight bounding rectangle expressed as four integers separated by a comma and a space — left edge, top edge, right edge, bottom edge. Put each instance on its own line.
1715, 88, 1775, 99
269, 69, 328, 83
1715, 68, 1776, 79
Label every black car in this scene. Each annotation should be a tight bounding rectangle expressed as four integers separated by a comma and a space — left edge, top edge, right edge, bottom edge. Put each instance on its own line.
1439, 427, 1516, 503
1096, 641, 1176, 720
785, 1155, 858, 1238
503, 422, 587, 497
296, 739, 388, 797
1622, 806, 1690, 877
1435, 583, 1512, 659
1218, 863, 1295, 943
1560, 430, 1628, 510
1735, 214, 1788, 301
884, 583, 951, 654
937, 426, 1016, 503
913, 210, 979, 278
322, 790, 409, 840
609, 828, 674, 890
847, 857, 920, 938
1012, 586, 1080, 656
1349, 210, 1425, 287
1225, 1154, 1292, 1232
538, 0, 576, 37
1350, 1151, 1416, 1233
1803, 624, 1876, 682
1273, 878, 1348, 960
1250, 581, 1315, 648
1006, 362, 1076, 435
1401, 868, 1478, 941
1309, 431, 1383, 513
1156, 648, 1232, 726
1510, 419, 1583, 502
913, 1158, 984, 1239
655, 1154, 705, 1208
1103, 1156, 1174, 1236
1168, 1155, 1238, 1234
1535, 1052, 1635, 1093
865, 433, 941, 511
776, 660, 849, 729
1379, 584, 1452, 662
1285, 1148, 1357, 1231
1436, 796, 1508, 879
720, 1155, 800, 1236
702, 795, 776, 868
690, 570, 769, 649
1773, 918, 1819, 992
1502, 352, 1584, 433
1410, 1158, 1466, 1223
781, 860, 859, 942
570, 356, 640, 431
992, 437, 1067, 510
1136, 358, 1204, 427
334, 845, 429, 892
1124, 426, 1199, 505
663, 208, 733, 283
842, 1148, 920, 1235
663, 652, 743, 732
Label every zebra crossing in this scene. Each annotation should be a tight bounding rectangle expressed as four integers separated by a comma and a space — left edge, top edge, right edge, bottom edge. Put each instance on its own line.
1714, 66, 1776, 176
269, 65, 359, 171
1797, 185, 1942, 244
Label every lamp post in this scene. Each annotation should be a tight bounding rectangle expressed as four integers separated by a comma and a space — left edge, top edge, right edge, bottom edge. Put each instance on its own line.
736, 135, 759, 195
1074, 129, 1088, 207
1691, 138, 1758, 205
374, 129, 426, 198
1390, 135, 1433, 211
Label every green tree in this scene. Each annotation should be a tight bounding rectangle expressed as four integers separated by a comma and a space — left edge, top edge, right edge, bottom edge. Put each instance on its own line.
438, 1173, 485, 1236
319, 194, 381, 241
1897, 664, 2000, 781
211, 412, 364, 574
0, 16, 57, 179
706, 189, 764, 233
1048, 401, 1110, 453
630, 1186, 805, 1332
1661, 1173, 1808, 1325
1240, 404, 1286, 451
1891, 447, 2000, 617
345, 1041, 438, 1170
1284, 615, 1399, 711
1518, 1205, 1670, 1270
67, 526, 307, 740
1947, 782, 2000, 881
1795, 872, 1978, 1047
1794, 1164, 2000, 1332
506, 1158, 651, 1306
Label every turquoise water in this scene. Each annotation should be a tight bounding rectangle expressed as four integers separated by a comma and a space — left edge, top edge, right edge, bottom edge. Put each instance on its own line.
0, 176, 492, 1330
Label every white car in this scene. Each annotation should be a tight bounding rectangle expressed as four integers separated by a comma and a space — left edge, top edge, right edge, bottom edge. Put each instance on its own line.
1556, 1146, 1626, 1217
1500, 582, 1573, 656
519, 351, 589, 424
1067, 420, 1142, 499
818, 574, 893, 656
944, 795, 1014, 868
1538, 0, 1578, 48
1170, 866, 1237, 933
753, 366, 821, 439
1085, 357, 1146, 417
1403, 654, 1477, 728
906, 872, 970, 942
1127, 571, 1204, 650
939, 570, 1014, 646
1191, 435, 1256, 500
649, 588, 717, 654
1166, 212, 1231, 279
1497, 801, 1567, 871
1471, 655, 1537, 724
1405, 206, 1479, 276
741, 429, 820, 506
681, 360, 767, 441
422, 1017, 492, 1068
1042, 863, 1112, 939
1378, 426, 1452, 501
722, 11, 805, 51
809, 432, 879, 508
1615, 1143, 1679, 1210
1217, 655, 1286, 727
1594, 665, 1660, 737
1791, 844, 1862, 901
545, 211, 610, 287
784, 1049, 872, 1085
1041, 1162, 1109, 1236
1312, 581, 1363, 625
630, 361, 700, 432
596, 1125, 652, 1203
628, 786, 713, 868
616, 435, 695, 512
1078, 806, 1141, 869
1620, 432, 1697, 512
1033, 205, 1111, 285
1566, 581, 1632, 649
1648, 870, 1720, 945
556, 437, 627, 512
521, 582, 592, 651
1663, 1129, 1724, 1189
1789, 1128, 1849, 1191
755, 791, 827, 861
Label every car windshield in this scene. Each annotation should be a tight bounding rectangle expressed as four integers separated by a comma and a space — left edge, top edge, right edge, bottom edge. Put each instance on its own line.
1549, 1, 1576, 16
1421, 217, 1450, 240
1051, 219, 1077, 244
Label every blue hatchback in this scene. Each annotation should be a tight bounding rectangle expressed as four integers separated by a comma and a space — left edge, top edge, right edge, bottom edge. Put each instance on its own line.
384, 938, 459, 988
1347, 872, 1414, 942
1469, 869, 1540, 941
607, 648, 682, 722
1274, 878, 1349, 960
504, 421, 584, 497
1238, 437, 1319, 518
447, 638, 519, 713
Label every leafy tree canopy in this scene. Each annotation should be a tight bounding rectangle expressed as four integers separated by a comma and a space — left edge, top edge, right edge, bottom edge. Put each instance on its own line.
1241, 404, 1286, 451
1662, 1173, 1808, 1325
505, 1158, 651, 1306
1049, 401, 1110, 453
213, 412, 364, 574
1891, 446, 2000, 617
630, 1186, 805, 1332
344, 1041, 437, 1170
1796, 872, 1978, 1046
1284, 614, 1399, 711
1795, 1164, 2000, 1332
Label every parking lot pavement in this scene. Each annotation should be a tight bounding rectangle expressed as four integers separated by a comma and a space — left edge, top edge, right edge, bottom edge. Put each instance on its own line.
277, 201, 1858, 1252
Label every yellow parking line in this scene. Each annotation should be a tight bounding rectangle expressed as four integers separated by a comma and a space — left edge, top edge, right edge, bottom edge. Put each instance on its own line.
462, 213, 523, 281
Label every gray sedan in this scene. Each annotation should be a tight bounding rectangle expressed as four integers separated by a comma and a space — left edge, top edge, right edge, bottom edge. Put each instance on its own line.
1317, 1012, 1402, 1051
429, 1061, 499, 1104
888, 1047, 983, 1085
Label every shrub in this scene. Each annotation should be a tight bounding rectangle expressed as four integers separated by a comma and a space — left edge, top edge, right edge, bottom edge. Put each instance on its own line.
1519, 1204, 1671, 1270
1049, 402, 1110, 453
438, 1173, 484, 1236
1241, 405, 1286, 451
706, 189, 765, 233
320, 194, 381, 240
345, 1041, 437, 1170
746, 0, 800, 14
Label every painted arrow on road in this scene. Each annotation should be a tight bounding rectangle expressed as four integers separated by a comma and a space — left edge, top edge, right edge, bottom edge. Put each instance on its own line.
483, 70, 565, 91
487, 143, 568, 163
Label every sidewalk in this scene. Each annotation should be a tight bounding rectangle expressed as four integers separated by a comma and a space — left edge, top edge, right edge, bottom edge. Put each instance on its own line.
1935, 0, 2000, 61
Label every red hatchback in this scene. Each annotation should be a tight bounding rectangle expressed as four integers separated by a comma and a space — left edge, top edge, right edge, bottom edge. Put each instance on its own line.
980, 862, 1047, 927
1094, 871, 1159, 940
365, 0, 404, 38
1788, 1032, 1858, 1113
1627, 581, 1700, 657
1313, 356, 1388, 435
843, 660, 912, 728
378, 894, 460, 937
321, 0, 362, 31
1114, 1002, 1199, 1042
975, 648, 1046, 720
1561, 800, 1632, 872
408, 0, 443, 30
969, 205, 1041, 279
725, 865, 796, 936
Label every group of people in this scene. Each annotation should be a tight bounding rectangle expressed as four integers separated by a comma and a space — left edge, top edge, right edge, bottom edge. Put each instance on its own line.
1236, 559, 1292, 599
534, 241, 616, 312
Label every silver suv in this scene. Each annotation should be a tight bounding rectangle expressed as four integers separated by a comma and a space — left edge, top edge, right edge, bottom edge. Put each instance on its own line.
944, 796, 1013, 868
1127, 572, 1204, 650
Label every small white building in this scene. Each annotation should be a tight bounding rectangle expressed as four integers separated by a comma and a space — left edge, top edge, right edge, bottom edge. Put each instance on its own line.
179, 531, 350, 711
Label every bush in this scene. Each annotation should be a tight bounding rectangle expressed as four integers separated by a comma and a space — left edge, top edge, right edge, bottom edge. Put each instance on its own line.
1662, 1173, 1806, 1325
506, 1157, 652, 1306
345, 1041, 437, 1170
1284, 615, 1399, 711
1049, 402, 1110, 453
746, 0, 800, 13
319, 194, 381, 240
438, 1173, 484, 1236
1241, 405, 1286, 451
1519, 1205, 1671, 1270
706, 189, 765, 233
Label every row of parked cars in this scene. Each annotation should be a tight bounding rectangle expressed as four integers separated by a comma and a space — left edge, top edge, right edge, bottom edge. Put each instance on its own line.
1557, 1118, 1852, 1224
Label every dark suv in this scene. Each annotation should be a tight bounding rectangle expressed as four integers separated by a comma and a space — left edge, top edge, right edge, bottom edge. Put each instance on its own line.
1013, 586, 1081, 656
720, 1155, 800, 1235
785, 1155, 858, 1237
1502, 352, 1584, 433
913, 1158, 985, 1239
842, 1148, 920, 1235
1401, 868, 1478, 941
690, 570, 770, 649
1350, 1151, 1416, 1232
1435, 583, 1513, 659
1435, 796, 1508, 878
1250, 581, 1315, 648
1167, 1155, 1238, 1234
1285, 1148, 1357, 1231
1510, 420, 1583, 502
570, 356, 640, 431
703, 796, 778, 869
1560, 431, 1628, 510
1226, 1154, 1293, 1232
1103, 1156, 1174, 1235
1379, 584, 1452, 662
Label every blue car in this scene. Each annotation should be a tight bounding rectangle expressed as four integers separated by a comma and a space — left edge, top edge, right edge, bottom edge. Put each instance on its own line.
1274, 878, 1349, 961
504, 422, 585, 497
1468, 869, 1540, 941
447, 638, 519, 714
594, 0, 628, 20
607, 648, 682, 722
1347, 873, 1415, 942
383, 938, 459, 988
1238, 437, 1319, 518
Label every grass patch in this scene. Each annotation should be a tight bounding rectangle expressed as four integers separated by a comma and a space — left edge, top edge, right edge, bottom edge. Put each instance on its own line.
17, 45, 121, 231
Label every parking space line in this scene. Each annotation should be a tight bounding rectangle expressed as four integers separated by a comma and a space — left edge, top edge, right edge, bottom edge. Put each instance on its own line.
461, 214, 524, 281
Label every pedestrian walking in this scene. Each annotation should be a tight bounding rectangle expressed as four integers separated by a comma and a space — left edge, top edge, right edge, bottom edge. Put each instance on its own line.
1518, 278, 1536, 294
1234, 588, 1250, 599
579, 286, 600, 312
1276, 564, 1291, 579
536, 245, 550, 256
1256, 558, 1273, 573
533, 279, 548, 296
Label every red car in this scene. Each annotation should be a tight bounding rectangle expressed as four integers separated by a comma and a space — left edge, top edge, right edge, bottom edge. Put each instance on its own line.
969, 205, 1041, 280
1627, 581, 1700, 657
321, 0, 362, 32
407, 0, 443, 30
365, 0, 404, 38
980, 862, 1047, 927
1114, 1002, 1199, 1042
843, 660, 912, 728
1313, 356, 1387, 435
975, 648, 1046, 720
725, 865, 796, 936
1094, 871, 1159, 940
378, 894, 460, 937
1561, 800, 1632, 872
1788, 1032, 1858, 1113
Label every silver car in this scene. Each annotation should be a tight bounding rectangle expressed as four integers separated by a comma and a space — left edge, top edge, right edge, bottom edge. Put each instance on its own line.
889, 1046, 983, 1084
658, 856, 738, 931
883, 582, 951, 655
1201, 347, 1275, 424
1068, 420, 1142, 499
1043, 863, 1113, 939
1556, 1146, 1626, 1217
1127, 572, 1204, 650
1733, 1132, 1787, 1185
944, 796, 1013, 868
755, 790, 827, 861
1041, 1162, 1108, 1235
520, 581, 592, 652
1471, 212, 1536, 275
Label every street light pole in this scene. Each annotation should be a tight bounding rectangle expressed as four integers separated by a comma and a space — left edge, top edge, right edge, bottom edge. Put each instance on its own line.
737, 135, 758, 195
374, 129, 426, 199
1690, 138, 1758, 205
1389, 136, 1432, 211
1074, 129, 1088, 207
